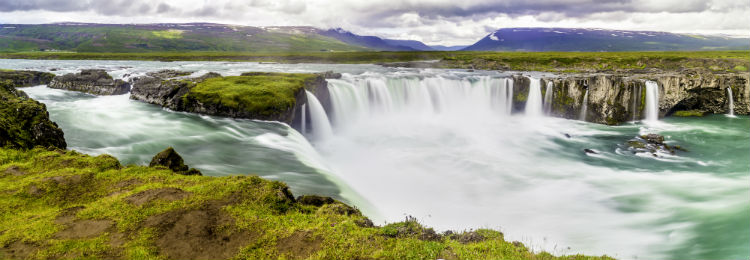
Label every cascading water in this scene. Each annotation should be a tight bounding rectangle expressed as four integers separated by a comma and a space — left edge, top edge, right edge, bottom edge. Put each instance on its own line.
727, 87, 735, 117
579, 89, 589, 121
506, 78, 514, 115
543, 81, 553, 115
644, 81, 660, 122
525, 78, 543, 117
304, 90, 333, 140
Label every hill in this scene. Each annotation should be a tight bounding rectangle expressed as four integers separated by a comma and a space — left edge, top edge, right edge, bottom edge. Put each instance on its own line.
463, 28, 749, 51
0, 23, 405, 53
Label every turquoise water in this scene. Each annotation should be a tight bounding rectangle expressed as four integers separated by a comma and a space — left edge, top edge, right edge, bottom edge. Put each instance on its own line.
5, 59, 748, 259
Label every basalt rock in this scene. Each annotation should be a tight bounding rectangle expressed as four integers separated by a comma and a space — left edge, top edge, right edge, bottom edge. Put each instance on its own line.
508, 71, 748, 125
624, 133, 685, 156
0, 70, 55, 87
0, 80, 66, 149
146, 70, 193, 79
49, 69, 130, 95
149, 147, 202, 176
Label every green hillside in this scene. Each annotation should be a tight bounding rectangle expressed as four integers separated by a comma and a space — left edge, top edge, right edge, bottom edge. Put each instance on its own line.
0, 23, 370, 53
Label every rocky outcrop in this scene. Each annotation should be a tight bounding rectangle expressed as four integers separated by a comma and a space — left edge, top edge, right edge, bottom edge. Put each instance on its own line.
0, 70, 55, 87
49, 69, 130, 95
149, 147, 202, 176
146, 69, 193, 79
508, 71, 749, 125
130, 72, 332, 130
0, 80, 66, 149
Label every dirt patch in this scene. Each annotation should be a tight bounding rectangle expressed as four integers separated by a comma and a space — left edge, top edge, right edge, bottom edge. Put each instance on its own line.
54, 206, 85, 225
144, 202, 256, 260
3, 165, 26, 176
0, 241, 42, 259
124, 187, 190, 206
276, 230, 322, 259
114, 178, 142, 189
54, 219, 114, 239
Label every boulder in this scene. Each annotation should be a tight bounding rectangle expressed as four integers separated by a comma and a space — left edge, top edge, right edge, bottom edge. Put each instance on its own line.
625, 133, 683, 156
145, 70, 193, 79
149, 147, 202, 176
49, 69, 130, 95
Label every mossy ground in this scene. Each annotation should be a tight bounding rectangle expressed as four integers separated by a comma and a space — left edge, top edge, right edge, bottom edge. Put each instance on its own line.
672, 110, 705, 117
0, 81, 66, 149
185, 73, 317, 117
0, 147, 614, 260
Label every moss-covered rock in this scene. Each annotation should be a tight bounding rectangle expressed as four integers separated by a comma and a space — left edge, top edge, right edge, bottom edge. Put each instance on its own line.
130, 72, 331, 129
0, 70, 55, 87
149, 147, 201, 176
672, 110, 705, 117
0, 81, 66, 150
49, 69, 130, 95
0, 147, 612, 260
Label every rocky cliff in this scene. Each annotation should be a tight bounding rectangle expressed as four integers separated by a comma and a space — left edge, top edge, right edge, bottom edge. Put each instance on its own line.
129, 72, 335, 129
49, 69, 130, 95
508, 71, 748, 124
0, 79, 66, 149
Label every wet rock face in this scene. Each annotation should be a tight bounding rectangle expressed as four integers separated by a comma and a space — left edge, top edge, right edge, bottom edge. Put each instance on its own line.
0, 70, 55, 87
149, 147, 202, 176
509, 71, 749, 125
624, 133, 686, 157
0, 81, 66, 149
49, 69, 130, 95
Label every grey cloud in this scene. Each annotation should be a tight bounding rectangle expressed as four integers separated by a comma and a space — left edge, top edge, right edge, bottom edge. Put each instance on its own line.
157, 3, 171, 13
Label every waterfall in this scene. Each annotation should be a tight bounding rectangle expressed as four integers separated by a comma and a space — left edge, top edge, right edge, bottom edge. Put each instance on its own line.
543, 81, 553, 115
579, 89, 589, 121
644, 81, 659, 122
727, 87, 735, 116
300, 104, 307, 134
305, 90, 333, 140
631, 84, 641, 122
525, 78, 543, 117
506, 78, 514, 115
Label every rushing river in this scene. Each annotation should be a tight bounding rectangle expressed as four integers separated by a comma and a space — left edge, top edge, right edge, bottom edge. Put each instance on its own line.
3, 59, 748, 260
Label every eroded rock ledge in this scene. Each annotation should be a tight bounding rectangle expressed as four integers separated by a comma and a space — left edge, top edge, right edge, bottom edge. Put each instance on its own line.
129, 71, 336, 129
510, 71, 748, 125
49, 69, 130, 95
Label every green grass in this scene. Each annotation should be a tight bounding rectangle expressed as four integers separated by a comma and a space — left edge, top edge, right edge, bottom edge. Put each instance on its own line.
1, 51, 747, 73
185, 73, 318, 117
0, 147, 614, 259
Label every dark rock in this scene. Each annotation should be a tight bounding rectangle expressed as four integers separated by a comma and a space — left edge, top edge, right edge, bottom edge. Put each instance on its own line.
320, 71, 342, 79
583, 149, 598, 154
0, 70, 55, 87
297, 195, 335, 207
149, 147, 202, 176
641, 134, 664, 144
0, 80, 66, 149
49, 69, 130, 95
564, 133, 571, 138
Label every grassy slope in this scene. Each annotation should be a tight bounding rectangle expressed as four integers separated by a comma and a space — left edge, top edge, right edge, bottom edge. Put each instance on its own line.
0, 147, 613, 260
0, 25, 370, 53
1, 51, 748, 73
186, 73, 317, 117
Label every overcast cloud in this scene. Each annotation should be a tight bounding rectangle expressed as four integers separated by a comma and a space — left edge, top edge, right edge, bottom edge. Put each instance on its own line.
0, 0, 748, 45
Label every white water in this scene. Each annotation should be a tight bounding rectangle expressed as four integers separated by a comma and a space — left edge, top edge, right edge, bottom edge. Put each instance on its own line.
305, 90, 333, 140
580, 89, 589, 121
727, 87, 735, 117
644, 81, 660, 122
543, 81, 554, 115
525, 78, 543, 117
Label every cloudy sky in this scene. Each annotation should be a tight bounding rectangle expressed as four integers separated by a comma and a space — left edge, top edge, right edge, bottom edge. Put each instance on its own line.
0, 0, 748, 45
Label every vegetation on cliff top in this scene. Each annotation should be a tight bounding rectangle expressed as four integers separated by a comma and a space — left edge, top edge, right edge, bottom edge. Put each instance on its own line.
184, 73, 318, 117
0, 81, 66, 149
0, 147, 613, 259
1, 50, 748, 73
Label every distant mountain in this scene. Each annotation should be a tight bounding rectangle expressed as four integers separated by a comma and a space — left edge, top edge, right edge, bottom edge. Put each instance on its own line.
463, 28, 750, 51
0, 23, 434, 53
429, 45, 469, 51
319, 28, 418, 51
382, 39, 434, 51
